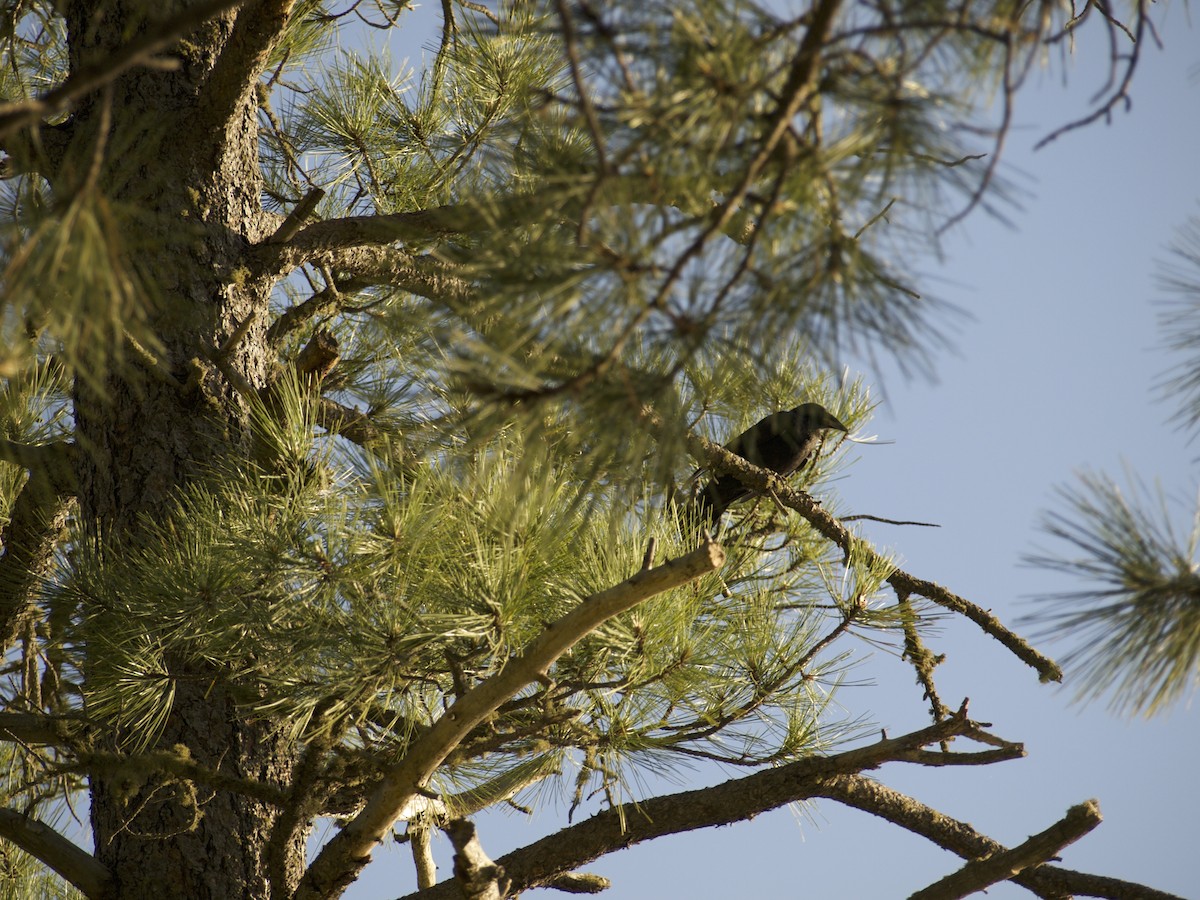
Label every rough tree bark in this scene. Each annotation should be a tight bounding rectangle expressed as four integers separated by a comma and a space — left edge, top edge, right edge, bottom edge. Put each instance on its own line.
57, 1, 304, 896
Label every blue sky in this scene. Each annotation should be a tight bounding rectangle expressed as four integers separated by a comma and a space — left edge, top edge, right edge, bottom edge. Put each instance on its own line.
341, 7, 1200, 898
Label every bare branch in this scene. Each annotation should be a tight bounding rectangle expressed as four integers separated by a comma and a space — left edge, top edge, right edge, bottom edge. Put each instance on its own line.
898, 592, 951, 724
295, 540, 727, 900
262, 206, 498, 258
822, 776, 1185, 900
544, 872, 611, 894
445, 818, 507, 900
0, 809, 112, 899
909, 800, 1102, 900
410, 822, 438, 890
841, 514, 940, 527
399, 707, 1011, 899
267, 282, 349, 345
686, 430, 1063, 683
252, 180, 617, 274
269, 188, 327, 244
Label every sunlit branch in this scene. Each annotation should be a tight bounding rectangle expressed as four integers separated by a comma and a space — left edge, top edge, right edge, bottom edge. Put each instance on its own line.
295, 540, 727, 900
909, 800, 1102, 900
197, 0, 298, 135
399, 705, 1018, 899
821, 777, 1183, 900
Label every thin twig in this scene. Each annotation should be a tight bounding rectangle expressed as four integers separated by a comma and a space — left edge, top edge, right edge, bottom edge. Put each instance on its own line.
841, 514, 940, 527
1035, 0, 1154, 150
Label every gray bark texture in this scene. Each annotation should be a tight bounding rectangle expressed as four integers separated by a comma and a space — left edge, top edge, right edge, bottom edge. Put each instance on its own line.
57, 1, 305, 895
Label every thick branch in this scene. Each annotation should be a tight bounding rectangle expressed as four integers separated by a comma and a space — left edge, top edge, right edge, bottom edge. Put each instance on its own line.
197, 0, 296, 135
0, 809, 112, 899
399, 707, 1012, 899
909, 800, 1102, 900
821, 775, 1184, 900
445, 819, 507, 900
329, 247, 475, 307
688, 431, 1063, 682
0, 711, 86, 745
294, 541, 726, 900
267, 283, 350, 344
269, 187, 326, 244
265, 248, 473, 343
252, 182, 604, 274
410, 823, 438, 890
260, 206, 497, 264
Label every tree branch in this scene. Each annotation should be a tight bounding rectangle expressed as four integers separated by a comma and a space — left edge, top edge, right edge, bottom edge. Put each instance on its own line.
821, 775, 1184, 900
445, 818, 507, 900
269, 187, 326, 244
197, 0, 296, 136
398, 706, 1014, 899
294, 540, 727, 900
265, 248, 473, 344
687, 431, 1063, 683
0, 809, 113, 899
909, 800, 1102, 900
314, 398, 391, 450
264, 206, 495, 259
251, 184, 598, 274
0, 442, 76, 652
0, 711, 86, 746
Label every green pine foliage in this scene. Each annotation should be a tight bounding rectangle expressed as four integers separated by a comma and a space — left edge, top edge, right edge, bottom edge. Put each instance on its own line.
0, 0, 1176, 892
1028, 471, 1200, 718
1022, 213, 1200, 719
0, 0, 1039, 824
54, 363, 874, 808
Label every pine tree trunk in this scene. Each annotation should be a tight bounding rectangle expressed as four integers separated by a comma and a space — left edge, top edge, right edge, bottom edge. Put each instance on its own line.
63, 4, 305, 895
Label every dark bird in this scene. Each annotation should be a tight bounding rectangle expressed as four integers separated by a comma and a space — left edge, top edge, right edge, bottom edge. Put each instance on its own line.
692, 402, 848, 526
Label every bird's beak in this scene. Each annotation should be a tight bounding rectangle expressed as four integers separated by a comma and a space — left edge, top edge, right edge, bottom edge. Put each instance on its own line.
823, 411, 849, 433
